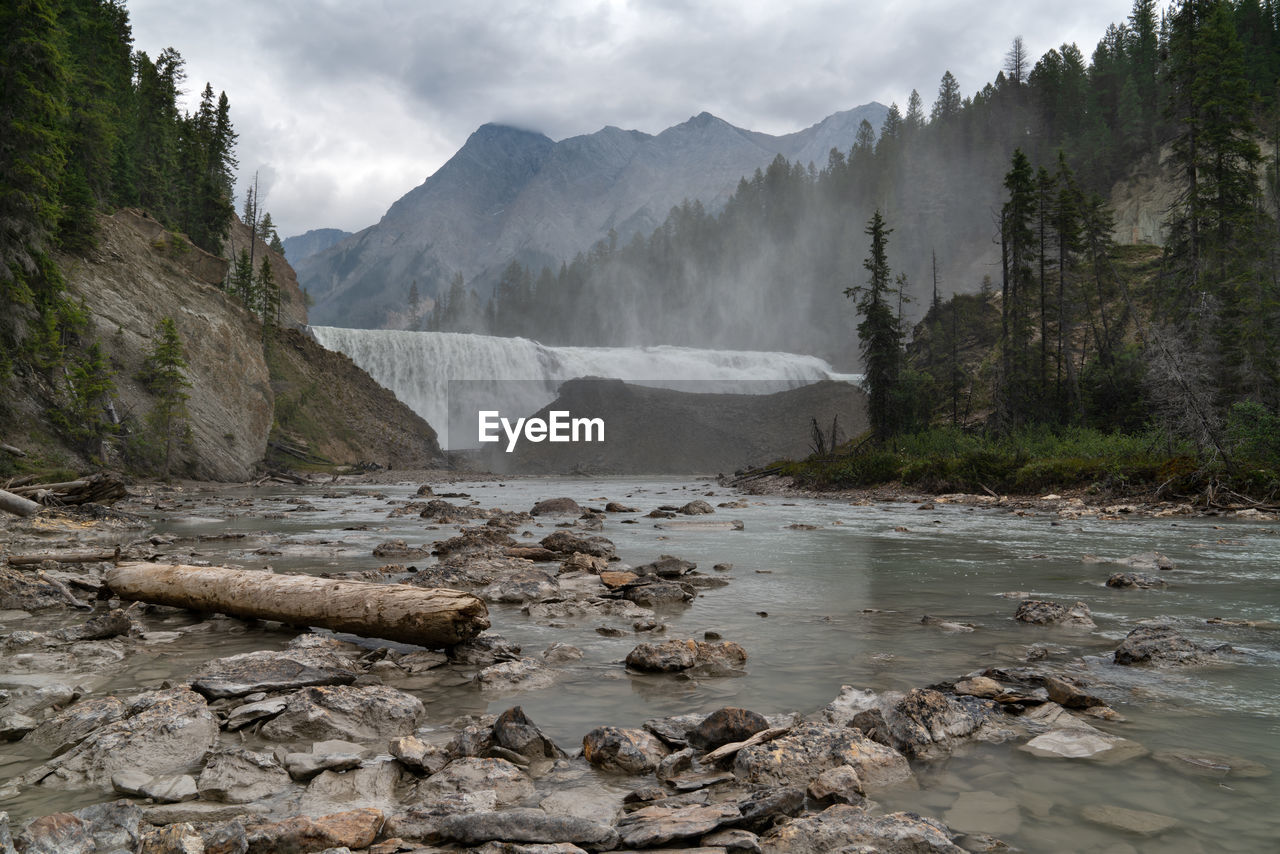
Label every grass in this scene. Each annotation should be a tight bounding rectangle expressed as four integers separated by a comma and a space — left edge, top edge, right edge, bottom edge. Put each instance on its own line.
779, 425, 1202, 496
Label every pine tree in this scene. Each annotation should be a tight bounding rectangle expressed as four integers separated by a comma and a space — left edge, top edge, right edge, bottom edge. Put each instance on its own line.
138, 317, 191, 478
257, 257, 279, 338
931, 70, 962, 122
997, 149, 1038, 429
846, 210, 902, 439
229, 248, 254, 304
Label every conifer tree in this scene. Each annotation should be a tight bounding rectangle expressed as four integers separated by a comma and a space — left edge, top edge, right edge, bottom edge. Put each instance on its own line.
138, 317, 191, 478
846, 210, 902, 439
257, 257, 279, 338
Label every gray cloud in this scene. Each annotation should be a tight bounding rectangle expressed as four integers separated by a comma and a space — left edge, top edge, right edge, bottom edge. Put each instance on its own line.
125, 0, 1130, 238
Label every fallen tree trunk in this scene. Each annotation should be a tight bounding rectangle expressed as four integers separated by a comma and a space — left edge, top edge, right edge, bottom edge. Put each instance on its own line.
8, 547, 121, 566
0, 488, 42, 518
9, 472, 128, 506
105, 562, 489, 647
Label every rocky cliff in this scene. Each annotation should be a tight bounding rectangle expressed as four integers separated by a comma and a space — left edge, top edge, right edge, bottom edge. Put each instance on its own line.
295, 104, 889, 329
65, 209, 274, 481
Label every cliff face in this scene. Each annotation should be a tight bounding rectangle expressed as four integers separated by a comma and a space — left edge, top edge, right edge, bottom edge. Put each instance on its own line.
223, 216, 310, 329
63, 210, 275, 481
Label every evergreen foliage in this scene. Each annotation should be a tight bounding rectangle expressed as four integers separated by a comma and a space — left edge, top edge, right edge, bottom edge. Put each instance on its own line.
137, 316, 190, 478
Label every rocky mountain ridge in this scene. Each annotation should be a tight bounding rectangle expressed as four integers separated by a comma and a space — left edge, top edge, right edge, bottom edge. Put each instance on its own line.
294, 104, 890, 329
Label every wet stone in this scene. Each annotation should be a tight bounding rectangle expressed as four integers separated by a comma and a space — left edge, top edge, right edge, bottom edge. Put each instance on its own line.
389, 734, 449, 775
419, 757, 535, 806
191, 648, 362, 699
432, 808, 619, 849
494, 705, 565, 760
1014, 599, 1096, 628
1106, 572, 1168, 589
259, 684, 424, 742
616, 803, 740, 849
634, 555, 697, 578
531, 497, 585, 516
732, 722, 913, 791
1081, 804, 1178, 836
197, 748, 292, 803
1113, 624, 1225, 666
687, 707, 770, 750
762, 806, 966, 854
582, 726, 669, 774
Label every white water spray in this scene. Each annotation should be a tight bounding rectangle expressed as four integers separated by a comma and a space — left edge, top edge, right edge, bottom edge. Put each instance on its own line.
309, 327, 859, 448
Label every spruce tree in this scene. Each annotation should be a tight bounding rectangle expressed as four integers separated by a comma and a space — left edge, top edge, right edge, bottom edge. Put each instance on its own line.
138, 317, 191, 478
846, 210, 902, 439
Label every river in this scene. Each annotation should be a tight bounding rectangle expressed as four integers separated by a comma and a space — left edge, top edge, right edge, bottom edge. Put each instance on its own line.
3, 475, 1277, 851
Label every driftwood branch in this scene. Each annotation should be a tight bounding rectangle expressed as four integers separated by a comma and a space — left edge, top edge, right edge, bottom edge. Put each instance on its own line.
8, 472, 127, 506
8, 547, 121, 567
1, 442, 26, 458
105, 562, 489, 647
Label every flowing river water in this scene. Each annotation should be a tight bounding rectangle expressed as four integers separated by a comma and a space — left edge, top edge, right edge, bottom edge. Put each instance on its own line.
3, 475, 1278, 851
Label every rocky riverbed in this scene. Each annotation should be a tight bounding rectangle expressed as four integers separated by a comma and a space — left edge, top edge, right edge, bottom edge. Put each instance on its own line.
1, 475, 1277, 853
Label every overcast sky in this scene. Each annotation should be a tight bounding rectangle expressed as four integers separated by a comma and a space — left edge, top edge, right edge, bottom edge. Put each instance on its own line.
125, 0, 1132, 239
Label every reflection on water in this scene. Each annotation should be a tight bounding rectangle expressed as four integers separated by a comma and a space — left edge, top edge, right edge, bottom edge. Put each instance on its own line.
5, 476, 1278, 851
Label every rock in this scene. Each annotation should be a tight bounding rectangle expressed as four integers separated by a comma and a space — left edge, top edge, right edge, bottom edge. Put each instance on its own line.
475, 658, 558, 693
944, 790, 1021, 836
419, 758, 535, 805
389, 735, 448, 775
198, 748, 292, 803
201, 820, 248, 854
953, 677, 1003, 698
879, 688, 1001, 758
731, 786, 806, 832
761, 805, 966, 853
606, 502, 637, 513
622, 580, 695, 607
494, 706, 565, 760
223, 696, 288, 731
61, 608, 135, 641
191, 648, 361, 699
1080, 804, 1178, 836
634, 555, 698, 578
541, 642, 583, 664
1021, 725, 1147, 763
137, 822, 204, 854
21, 694, 124, 752
471, 844, 590, 854
599, 570, 639, 589
13, 813, 95, 854
817, 685, 879, 727
243, 808, 384, 853
1106, 571, 1168, 589
112, 770, 197, 803
1014, 599, 1096, 628
920, 614, 975, 633
806, 765, 864, 804
539, 532, 615, 559
625, 639, 747, 676
28, 688, 217, 792
561, 552, 609, 574
616, 803, 740, 848
298, 759, 406, 817
678, 500, 715, 515
1113, 624, 1224, 666
382, 791, 498, 840
432, 808, 619, 849
283, 747, 364, 781
431, 527, 517, 559
481, 569, 561, 604
259, 685, 424, 742
1124, 551, 1175, 570
687, 708, 770, 751
704, 827, 762, 852
732, 722, 913, 791
70, 800, 145, 851
531, 498, 585, 516
448, 633, 523, 666
504, 546, 560, 562
582, 726, 669, 774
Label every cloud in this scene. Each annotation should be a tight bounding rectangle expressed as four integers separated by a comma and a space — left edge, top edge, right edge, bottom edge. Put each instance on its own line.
124, 0, 1129, 238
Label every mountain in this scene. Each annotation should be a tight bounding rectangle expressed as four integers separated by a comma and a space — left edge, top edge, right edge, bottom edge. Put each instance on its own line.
296, 104, 888, 329
281, 228, 353, 264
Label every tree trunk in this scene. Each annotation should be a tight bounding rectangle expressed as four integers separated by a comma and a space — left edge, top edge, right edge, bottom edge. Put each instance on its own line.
105, 562, 489, 647
0, 489, 42, 517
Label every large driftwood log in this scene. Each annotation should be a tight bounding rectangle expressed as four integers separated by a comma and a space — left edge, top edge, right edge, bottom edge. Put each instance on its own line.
8, 547, 121, 566
105, 562, 489, 647
0, 488, 42, 517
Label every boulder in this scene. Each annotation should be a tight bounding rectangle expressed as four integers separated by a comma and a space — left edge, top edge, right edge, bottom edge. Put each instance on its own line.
481, 569, 561, 604
29, 688, 217, 792
678, 500, 715, 515
389, 735, 449, 775
761, 805, 966, 853
1021, 724, 1147, 763
687, 708, 770, 751
879, 688, 1002, 758
622, 580, 696, 607
616, 803, 740, 848
539, 532, 615, 559
732, 722, 912, 791
626, 639, 748, 676
298, 758, 407, 818
197, 748, 292, 803
1106, 572, 1168, 589
191, 648, 361, 699
582, 726, 669, 774
1080, 804, 1178, 836
806, 765, 865, 804
259, 685, 424, 742
475, 658, 558, 693
24, 696, 126, 753
243, 808, 384, 853
634, 555, 697, 578
431, 808, 619, 849
1014, 599, 1096, 628
494, 706, 565, 760
1113, 624, 1224, 666
137, 822, 204, 854
419, 757, 534, 806
531, 498, 585, 516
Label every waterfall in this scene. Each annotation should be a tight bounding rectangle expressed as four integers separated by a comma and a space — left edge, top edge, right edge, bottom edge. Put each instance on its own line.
309, 327, 859, 448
